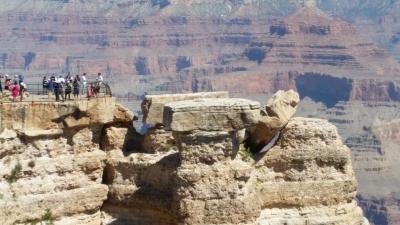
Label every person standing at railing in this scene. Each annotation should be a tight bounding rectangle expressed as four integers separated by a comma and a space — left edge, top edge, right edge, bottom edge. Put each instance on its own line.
73, 78, 80, 99
74, 74, 81, 87
82, 73, 87, 95
18, 74, 24, 85
65, 81, 72, 100
4, 74, 11, 91
58, 75, 66, 101
13, 75, 19, 85
19, 82, 26, 101
42, 76, 48, 95
97, 73, 103, 83
11, 81, 19, 102
54, 77, 61, 101
49, 74, 56, 98
87, 83, 95, 98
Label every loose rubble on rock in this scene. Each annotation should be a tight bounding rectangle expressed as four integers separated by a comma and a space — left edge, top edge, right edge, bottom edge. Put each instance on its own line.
0, 92, 369, 225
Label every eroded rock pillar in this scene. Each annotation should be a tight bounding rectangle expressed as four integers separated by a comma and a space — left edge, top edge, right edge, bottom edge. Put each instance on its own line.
164, 98, 262, 225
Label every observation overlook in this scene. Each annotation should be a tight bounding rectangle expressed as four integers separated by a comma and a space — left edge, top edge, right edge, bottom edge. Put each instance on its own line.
0, 81, 112, 103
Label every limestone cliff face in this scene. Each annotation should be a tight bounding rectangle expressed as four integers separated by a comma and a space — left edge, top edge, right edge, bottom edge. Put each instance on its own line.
101, 93, 369, 225
1, 93, 369, 225
0, 97, 135, 225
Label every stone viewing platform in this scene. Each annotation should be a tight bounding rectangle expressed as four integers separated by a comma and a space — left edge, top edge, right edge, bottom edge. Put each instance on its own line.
0, 97, 131, 134
0, 91, 369, 225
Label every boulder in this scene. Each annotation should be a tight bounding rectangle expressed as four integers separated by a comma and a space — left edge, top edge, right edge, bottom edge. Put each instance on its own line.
247, 90, 300, 151
141, 92, 229, 126
164, 98, 261, 132
112, 103, 136, 124
266, 90, 300, 122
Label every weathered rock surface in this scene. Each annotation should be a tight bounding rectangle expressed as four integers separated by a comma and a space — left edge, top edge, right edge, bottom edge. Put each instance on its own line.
163, 96, 367, 225
247, 90, 300, 151
143, 127, 176, 153
0, 97, 137, 225
101, 149, 179, 225
167, 98, 262, 225
296, 99, 400, 225
142, 92, 229, 126
164, 98, 260, 132
1, 94, 370, 225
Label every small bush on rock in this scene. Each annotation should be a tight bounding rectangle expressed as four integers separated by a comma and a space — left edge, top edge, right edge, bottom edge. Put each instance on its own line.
6, 161, 22, 183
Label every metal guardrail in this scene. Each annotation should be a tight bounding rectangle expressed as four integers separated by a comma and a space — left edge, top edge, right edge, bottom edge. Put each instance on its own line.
0, 81, 112, 103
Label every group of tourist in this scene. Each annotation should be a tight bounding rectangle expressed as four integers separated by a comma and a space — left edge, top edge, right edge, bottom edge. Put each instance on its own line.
0, 74, 26, 102
43, 72, 104, 102
0, 72, 105, 102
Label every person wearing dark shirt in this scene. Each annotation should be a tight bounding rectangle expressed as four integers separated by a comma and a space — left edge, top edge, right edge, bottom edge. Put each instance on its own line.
4, 74, 11, 91
65, 82, 72, 100
42, 76, 48, 95
73, 79, 80, 99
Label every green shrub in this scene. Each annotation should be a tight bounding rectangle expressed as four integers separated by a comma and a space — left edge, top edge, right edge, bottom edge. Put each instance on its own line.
6, 161, 22, 183
25, 209, 55, 225
41, 209, 55, 225
239, 144, 252, 162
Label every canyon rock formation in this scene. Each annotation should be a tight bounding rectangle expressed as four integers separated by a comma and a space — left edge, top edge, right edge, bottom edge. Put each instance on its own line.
246, 90, 300, 151
0, 1, 399, 224
0, 98, 135, 225
1, 93, 370, 225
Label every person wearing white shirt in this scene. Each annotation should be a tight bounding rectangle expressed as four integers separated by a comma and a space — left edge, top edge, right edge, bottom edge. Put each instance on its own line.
97, 73, 103, 83
82, 73, 87, 95
58, 76, 65, 84
58, 75, 65, 100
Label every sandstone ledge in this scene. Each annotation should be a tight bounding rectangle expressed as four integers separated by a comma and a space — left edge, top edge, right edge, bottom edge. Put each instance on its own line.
142, 91, 229, 126
164, 98, 261, 132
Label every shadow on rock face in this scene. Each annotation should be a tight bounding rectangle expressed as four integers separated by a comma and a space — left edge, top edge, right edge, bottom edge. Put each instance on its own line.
295, 73, 353, 108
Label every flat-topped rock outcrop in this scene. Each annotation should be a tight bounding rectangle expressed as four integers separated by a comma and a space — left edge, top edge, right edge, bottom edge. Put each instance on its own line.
142, 91, 229, 126
103, 91, 369, 225
164, 98, 260, 132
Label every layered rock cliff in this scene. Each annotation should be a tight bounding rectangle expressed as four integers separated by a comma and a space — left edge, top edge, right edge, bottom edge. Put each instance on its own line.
0, 1, 398, 223
1, 93, 370, 225
0, 97, 136, 224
